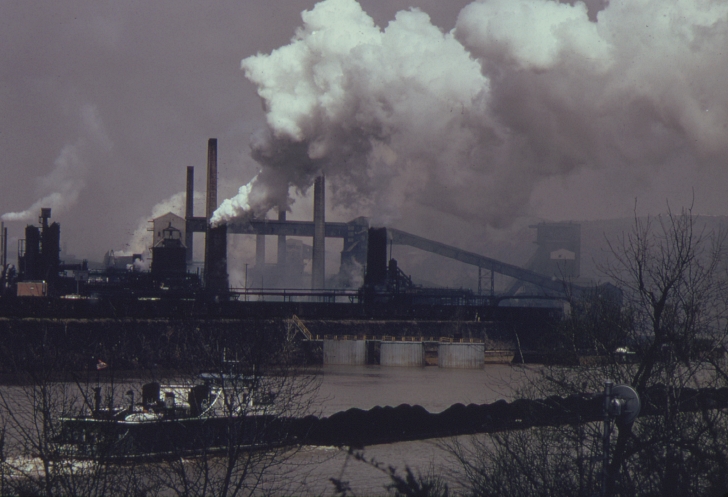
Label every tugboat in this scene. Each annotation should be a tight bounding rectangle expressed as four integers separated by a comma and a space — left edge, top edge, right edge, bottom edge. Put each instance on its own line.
57, 376, 280, 460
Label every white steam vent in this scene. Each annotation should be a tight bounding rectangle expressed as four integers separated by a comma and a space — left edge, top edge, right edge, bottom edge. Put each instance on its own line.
214, 0, 728, 229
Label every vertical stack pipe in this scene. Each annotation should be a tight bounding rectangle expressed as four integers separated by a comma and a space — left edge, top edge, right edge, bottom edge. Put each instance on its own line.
39, 208, 60, 279
185, 166, 194, 264
312, 175, 325, 289
364, 227, 387, 288
205, 139, 217, 223
256, 233, 265, 267
206, 224, 229, 293
204, 138, 219, 290
277, 207, 287, 275
204, 138, 228, 293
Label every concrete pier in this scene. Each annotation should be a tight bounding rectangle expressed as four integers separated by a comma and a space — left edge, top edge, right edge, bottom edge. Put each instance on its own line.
323, 340, 367, 365
380, 342, 425, 367
438, 343, 485, 369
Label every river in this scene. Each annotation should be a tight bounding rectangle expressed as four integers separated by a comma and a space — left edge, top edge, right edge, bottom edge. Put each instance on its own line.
0, 364, 530, 496
272, 364, 529, 496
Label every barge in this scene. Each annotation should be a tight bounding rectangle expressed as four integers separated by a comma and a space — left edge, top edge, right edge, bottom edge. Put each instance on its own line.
57, 377, 280, 460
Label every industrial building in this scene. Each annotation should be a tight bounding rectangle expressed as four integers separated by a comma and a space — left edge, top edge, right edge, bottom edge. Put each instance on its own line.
0, 138, 618, 365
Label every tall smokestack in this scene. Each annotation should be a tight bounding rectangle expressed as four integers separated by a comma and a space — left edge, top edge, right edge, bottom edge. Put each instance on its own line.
277, 207, 287, 275
185, 166, 194, 264
205, 225, 229, 294
204, 138, 219, 290
205, 139, 217, 223
312, 175, 325, 289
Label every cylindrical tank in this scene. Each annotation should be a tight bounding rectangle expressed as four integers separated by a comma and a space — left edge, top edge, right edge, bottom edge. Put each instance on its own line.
323, 339, 367, 365
438, 343, 485, 369
380, 342, 425, 367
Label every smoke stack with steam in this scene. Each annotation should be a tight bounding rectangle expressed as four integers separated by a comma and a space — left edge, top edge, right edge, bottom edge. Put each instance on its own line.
223, 0, 728, 242
205, 139, 217, 223
312, 175, 325, 289
204, 139, 228, 292
206, 224, 229, 294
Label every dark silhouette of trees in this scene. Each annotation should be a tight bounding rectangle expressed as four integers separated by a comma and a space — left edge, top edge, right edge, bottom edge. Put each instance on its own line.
0, 331, 147, 497
144, 324, 320, 497
0, 320, 320, 497
448, 207, 728, 497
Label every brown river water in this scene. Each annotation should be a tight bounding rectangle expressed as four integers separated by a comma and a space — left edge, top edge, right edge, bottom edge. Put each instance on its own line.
274, 364, 527, 496
0, 364, 529, 496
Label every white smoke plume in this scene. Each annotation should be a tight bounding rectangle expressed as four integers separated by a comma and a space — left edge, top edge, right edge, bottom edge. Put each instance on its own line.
215, 0, 728, 230
210, 174, 258, 226
1, 104, 112, 222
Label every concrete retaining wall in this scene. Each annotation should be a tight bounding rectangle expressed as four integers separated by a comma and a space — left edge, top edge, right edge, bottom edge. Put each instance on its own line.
380, 342, 424, 367
438, 343, 485, 369
323, 340, 367, 365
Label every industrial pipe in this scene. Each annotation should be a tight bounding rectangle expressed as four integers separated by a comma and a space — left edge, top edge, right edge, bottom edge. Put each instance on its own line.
205, 139, 217, 222
312, 175, 325, 289
185, 166, 194, 263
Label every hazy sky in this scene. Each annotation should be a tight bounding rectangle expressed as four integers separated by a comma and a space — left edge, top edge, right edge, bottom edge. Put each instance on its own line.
2, 0, 727, 261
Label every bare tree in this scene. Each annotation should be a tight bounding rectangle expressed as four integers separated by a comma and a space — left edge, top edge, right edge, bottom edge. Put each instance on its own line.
0, 318, 320, 497
448, 207, 728, 497
145, 321, 321, 497
0, 326, 147, 497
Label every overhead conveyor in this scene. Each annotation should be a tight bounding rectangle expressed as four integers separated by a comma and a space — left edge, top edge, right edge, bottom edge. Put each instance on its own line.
387, 228, 585, 296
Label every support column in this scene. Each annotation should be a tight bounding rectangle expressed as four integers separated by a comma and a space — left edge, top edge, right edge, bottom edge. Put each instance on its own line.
312, 175, 325, 289
256, 233, 266, 268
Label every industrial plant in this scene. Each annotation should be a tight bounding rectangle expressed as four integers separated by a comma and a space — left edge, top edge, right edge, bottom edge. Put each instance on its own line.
0, 138, 614, 368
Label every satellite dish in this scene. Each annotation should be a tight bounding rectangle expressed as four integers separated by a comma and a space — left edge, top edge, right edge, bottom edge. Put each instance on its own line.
610, 384, 641, 426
